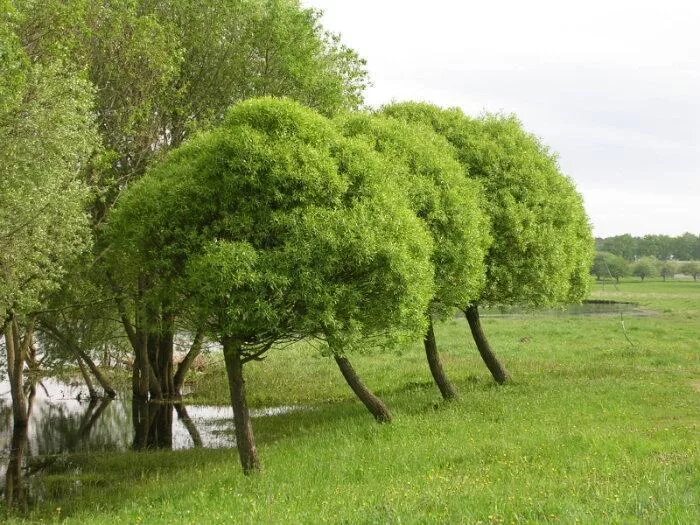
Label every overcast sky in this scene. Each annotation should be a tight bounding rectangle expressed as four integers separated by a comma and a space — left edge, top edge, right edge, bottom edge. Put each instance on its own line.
304, 0, 700, 237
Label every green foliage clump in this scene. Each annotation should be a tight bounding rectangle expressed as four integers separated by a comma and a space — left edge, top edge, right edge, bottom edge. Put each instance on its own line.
108, 98, 435, 351
0, 5, 97, 316
631, 257, 658, 281
16, 0, 369, 224
657, 259, 677, 281
591, 252, 629, 282
679, 261, 700, 281
335, 113, 491, 315
381, 102, 594, 307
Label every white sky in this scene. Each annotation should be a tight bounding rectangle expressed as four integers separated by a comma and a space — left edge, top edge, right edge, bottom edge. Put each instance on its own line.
304, 0, 700, 237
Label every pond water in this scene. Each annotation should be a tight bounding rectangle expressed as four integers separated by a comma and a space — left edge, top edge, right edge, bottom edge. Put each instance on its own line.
0, 378, 304, 507
477, 299, 642, 317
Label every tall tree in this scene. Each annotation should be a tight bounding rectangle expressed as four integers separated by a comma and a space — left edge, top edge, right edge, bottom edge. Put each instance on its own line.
15, 0, 370, 398
382, 102, 594, 384
107, 98, 435, 472
336, 113, 490, 399
1, 0, 98, 425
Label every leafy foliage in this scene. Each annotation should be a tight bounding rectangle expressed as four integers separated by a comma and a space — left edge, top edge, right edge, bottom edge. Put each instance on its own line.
0, 8, 97, 316
631, 257, 658, 281
16, 0, 369, 224
108, 98, 435, 352
335, 113, 490, 315
597, 232, 700, 261
591, 252, 629, 281
679, 261, 700, 280
657, 260, 677, 281
381, 102, 594, 307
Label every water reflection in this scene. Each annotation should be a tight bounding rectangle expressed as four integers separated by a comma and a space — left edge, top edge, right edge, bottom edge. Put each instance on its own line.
0, 378, 239, 462
0, 378, 305, 507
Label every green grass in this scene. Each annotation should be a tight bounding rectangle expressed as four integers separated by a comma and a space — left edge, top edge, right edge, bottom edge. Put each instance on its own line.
4, 280, 699, 523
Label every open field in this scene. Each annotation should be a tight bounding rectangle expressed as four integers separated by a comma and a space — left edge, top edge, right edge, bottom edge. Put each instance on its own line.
3, 280, 699, 523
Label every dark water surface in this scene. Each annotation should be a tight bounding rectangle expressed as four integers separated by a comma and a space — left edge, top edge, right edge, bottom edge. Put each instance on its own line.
477, 299, 643, 317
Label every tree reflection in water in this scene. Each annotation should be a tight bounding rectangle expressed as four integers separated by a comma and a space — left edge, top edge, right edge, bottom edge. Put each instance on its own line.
132, 400, 203, 450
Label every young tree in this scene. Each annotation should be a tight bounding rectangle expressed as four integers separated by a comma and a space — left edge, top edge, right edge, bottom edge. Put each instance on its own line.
108, 98, 435, 473
657, 260, 677, 282
1, 2, 98, 425
381, 102, 594, 384
336, 113, 490, 399
632, 257, 658, 281
679, 261, 700, 281
603, 254, 630, 283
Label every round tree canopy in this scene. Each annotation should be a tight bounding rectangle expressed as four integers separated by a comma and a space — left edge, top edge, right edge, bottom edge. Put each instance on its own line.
108, 97, 435, 351
335, 113, 490, 315
381, 102, 594, 307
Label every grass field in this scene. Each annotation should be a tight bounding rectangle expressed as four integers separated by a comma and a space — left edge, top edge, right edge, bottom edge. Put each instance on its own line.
3, 280, 699, 523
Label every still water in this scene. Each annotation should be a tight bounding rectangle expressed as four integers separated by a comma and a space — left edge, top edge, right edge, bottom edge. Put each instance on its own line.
0, 378, 303, 508
477, 299, 641, 317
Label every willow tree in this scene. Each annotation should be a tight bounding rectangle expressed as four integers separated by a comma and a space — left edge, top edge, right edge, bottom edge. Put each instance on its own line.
16, 0, 369, 399
108, 98, 434, 473
382, 102, 594, 384
336, 114, 490, 399
1, 0, 97, 426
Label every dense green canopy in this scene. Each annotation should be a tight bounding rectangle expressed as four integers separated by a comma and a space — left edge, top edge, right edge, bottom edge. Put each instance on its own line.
381, 102, 594, 307
16, 0, 369, 223
0, 3, 97, 316
108, 98, 435, 350
335, 113, 490, 315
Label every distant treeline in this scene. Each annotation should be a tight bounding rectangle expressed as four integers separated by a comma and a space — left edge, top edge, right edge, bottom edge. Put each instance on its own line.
595, 233, 700, 261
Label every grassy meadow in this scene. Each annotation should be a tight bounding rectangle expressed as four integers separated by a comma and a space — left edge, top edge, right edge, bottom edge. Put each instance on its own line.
4, 280, 699, 523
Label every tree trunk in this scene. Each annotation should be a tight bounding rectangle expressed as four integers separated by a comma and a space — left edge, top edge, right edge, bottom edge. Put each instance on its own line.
134, 328, 151, 399
464, 305, 510, 384
4, 422, 29, 511
76, 355, 98, 399
173, 331, 204, 396
148, 364, 163, 400
77, 349, 117, 398
175, 403, 202, 447
223, 338, 261, 474
424, 318, 458, 400
4, 317, 33, 427
149, 402, 173, 450
157, 311, 175, 397
334, 354, 392, 422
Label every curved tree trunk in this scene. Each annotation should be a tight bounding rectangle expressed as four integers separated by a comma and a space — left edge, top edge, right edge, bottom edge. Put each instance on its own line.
424, 318, 458, 400
464, 305, 510, 384
173, 331, 204, 396
175, 403, 203, 447
77, 355, 98, 399
334, 355, 392, 422
77, 349, 117, 398
4, 317, 33, 427
148, 365, 163, 400
223, 338, 261, 474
